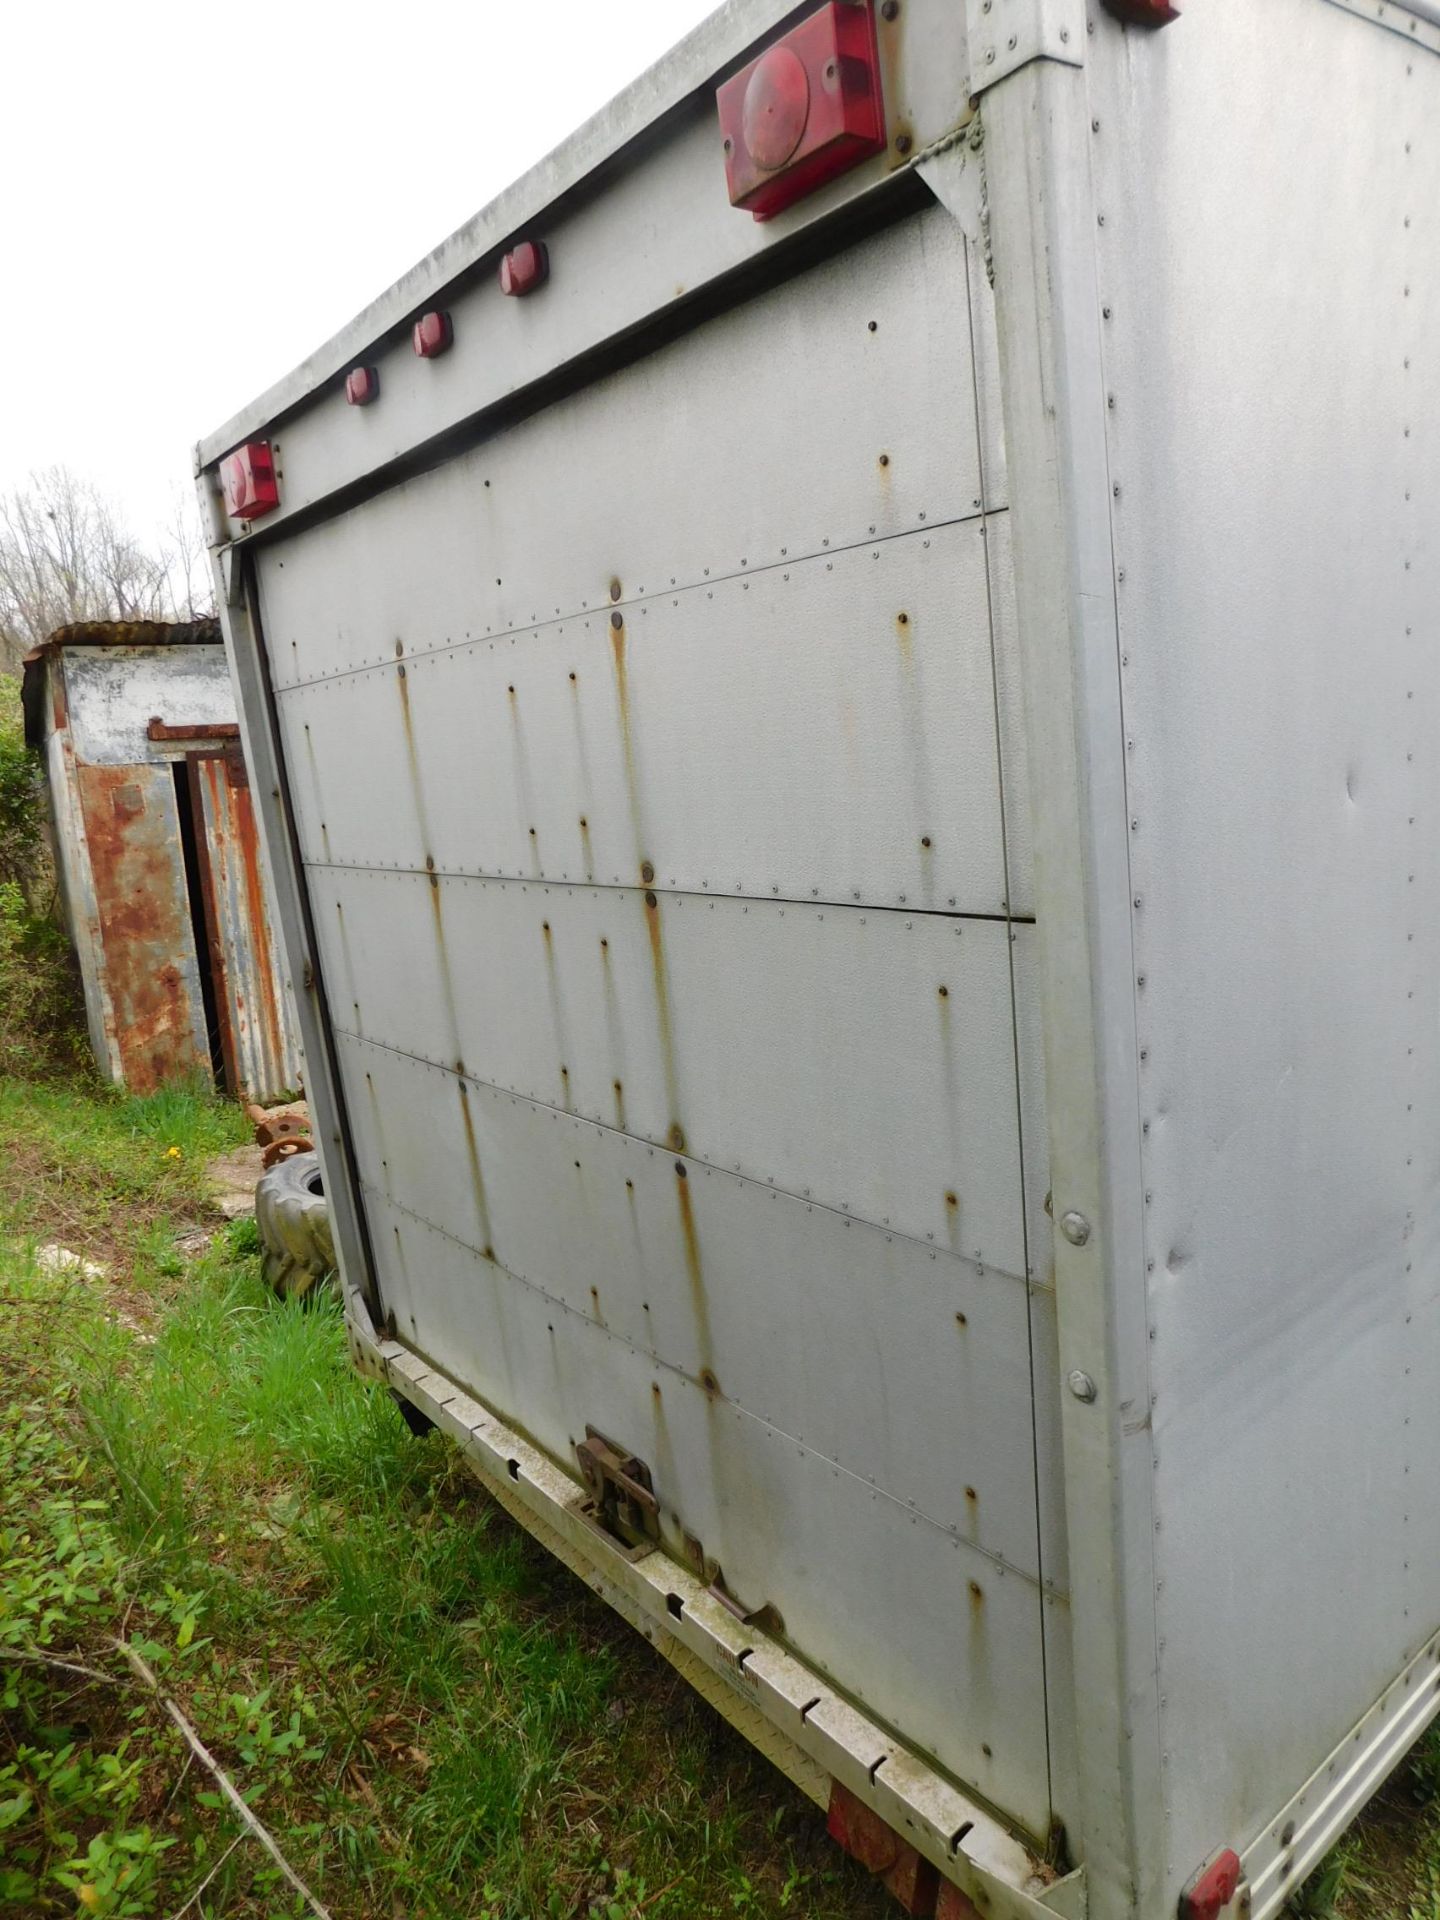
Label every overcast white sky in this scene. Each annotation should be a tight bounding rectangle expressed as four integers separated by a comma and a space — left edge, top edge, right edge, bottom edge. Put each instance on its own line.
0, 0, 716, 547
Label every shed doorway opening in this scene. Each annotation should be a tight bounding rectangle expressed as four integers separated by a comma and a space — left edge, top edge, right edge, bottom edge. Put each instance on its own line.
171, 757, 227, 1090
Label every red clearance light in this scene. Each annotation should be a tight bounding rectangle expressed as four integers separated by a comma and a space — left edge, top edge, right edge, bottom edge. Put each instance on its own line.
499, 241, 548, 297
1101, 0, 1179, 21
1178, 1850, 1242, 1920
220, 442, 279, 521
345, 366, 379, 406
413, 310, 453, 358
717, 2, 885, 221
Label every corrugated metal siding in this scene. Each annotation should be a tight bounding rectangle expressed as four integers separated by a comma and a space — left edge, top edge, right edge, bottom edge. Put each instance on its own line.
192, 750, 301, 1101
25, 637, 303, 1098
73, 759, 210, 1092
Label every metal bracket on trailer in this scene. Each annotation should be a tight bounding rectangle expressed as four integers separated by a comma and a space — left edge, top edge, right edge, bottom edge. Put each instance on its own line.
342, 1287, 1079, 1920
1237, 1630, 1440, 1920
963, 0, 1085, 95
1320, 0, 1440, 53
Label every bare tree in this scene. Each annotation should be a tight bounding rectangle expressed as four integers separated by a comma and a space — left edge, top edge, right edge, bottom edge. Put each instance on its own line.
162, 483, 214, 624
0, 467, 214, 676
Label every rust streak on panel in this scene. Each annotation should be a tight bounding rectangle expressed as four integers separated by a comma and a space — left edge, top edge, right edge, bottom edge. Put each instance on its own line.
456, 1079, 497, 1261
674, 1159, 719, 1398
643, 889, 686, 1153
938, 979, 966, 1247
335, 900, 364, 1037
426, 872, 466, 1076
147, 717, 240, 743
302, 723, 330, 863
506, 682, 543, 876
395, 658, 431, 847
230, 765, 285, 1092
540, 919, 574, 1110
607, 616, 651, 875
365, 1070, 394, 1188
598, 935, 632, 1126
893, 607, 939, 905
568, 671, 599, 876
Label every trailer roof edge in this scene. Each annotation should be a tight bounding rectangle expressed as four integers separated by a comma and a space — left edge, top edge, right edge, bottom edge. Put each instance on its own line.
197, 0, 812, 472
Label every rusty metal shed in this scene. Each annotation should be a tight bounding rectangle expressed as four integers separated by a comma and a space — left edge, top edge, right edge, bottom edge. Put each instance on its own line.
22, 619, 302, 1099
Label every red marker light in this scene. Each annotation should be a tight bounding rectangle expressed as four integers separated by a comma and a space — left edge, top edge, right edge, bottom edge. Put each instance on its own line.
744, 46, 810, 172
412, 310, 453, 358
345, 366, 379, 406
1179, 1850, 1242, 1920
717, 2, 886, 221
499, 241, 548, 297
1101, 0, 1180, 21
220, 442, 279, 521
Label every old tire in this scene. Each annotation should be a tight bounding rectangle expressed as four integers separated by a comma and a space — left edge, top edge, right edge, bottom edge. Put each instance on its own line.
255, 1151, 336, 1300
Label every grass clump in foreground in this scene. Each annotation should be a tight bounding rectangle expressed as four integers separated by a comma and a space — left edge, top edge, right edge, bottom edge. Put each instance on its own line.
0, 1078, 889, 1919
3, 1077, 1439, 1919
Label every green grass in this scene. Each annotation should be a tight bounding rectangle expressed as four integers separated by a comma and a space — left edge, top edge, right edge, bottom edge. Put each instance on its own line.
3, 1073, 1439, 1919
0, 1079, 889, 1919
0, 1076, 249, 1269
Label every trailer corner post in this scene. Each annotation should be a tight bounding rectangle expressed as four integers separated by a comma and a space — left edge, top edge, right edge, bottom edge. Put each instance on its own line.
202, 520, 385, 1332
978, 50, 1165, 1920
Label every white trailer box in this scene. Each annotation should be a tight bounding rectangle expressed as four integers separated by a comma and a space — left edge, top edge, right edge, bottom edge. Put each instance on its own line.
198, 4, 1440, 1914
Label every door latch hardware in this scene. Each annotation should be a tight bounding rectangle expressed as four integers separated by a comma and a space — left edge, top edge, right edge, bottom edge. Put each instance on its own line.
575, 1427, 661, 1554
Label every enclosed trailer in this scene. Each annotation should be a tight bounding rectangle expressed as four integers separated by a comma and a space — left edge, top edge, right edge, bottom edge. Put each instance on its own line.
22, 621, 301, 1099
197, 3, 1440, 1914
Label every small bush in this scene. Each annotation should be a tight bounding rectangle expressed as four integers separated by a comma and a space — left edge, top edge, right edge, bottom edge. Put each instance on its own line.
0, 877, 87, 1078
0, 681, 88, 1078
0, 673, 44, 900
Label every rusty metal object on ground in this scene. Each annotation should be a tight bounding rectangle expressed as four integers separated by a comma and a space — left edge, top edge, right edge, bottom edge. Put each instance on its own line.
254, 1150, 335, 1300
249, 1101, 314, 1169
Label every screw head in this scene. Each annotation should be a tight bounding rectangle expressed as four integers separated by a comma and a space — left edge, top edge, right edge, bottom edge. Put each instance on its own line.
1060, 1209, 1091, 1247
1068, 1370, 1098, 1403
881, 0, 900, 18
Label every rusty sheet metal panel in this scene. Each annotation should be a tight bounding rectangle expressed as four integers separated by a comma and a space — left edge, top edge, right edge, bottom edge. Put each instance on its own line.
73, 761, 209, 1093
32, 655, 116, 1080
191, 751, 303, 1101
252, 201, 1061, 1837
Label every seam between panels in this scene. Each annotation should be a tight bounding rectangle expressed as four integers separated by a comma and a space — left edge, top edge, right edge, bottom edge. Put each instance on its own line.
961, 216, 1057, 1825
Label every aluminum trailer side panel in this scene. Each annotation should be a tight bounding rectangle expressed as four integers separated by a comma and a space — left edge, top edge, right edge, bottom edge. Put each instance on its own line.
200, 0, 1440, 1912
248, 195, 1064, 1842
1087, 3, 1440, 1903
977, 1, 1440, 1913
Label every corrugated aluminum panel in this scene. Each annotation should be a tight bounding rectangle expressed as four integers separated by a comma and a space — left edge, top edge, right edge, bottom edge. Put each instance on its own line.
253, 201, 1060, 1834
191, 752, 303, 1101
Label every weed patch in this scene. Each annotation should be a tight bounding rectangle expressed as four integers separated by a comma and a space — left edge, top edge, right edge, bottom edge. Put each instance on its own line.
2, 1075, 1436, 1917
0, 1084, 889, 1918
